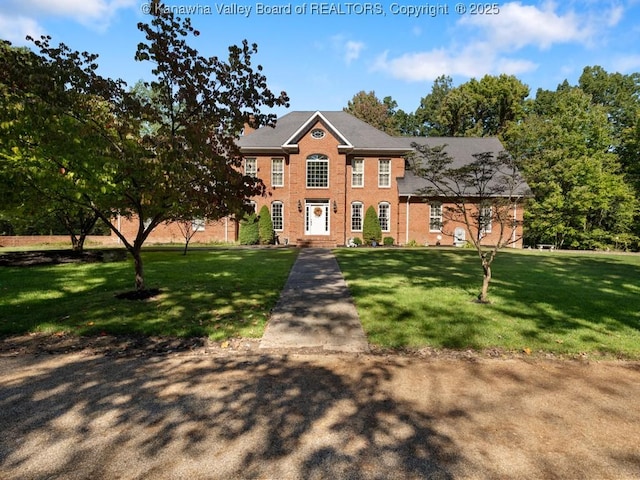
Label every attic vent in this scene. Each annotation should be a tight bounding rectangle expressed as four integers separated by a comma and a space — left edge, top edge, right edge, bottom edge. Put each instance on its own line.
310, 129, 325, 139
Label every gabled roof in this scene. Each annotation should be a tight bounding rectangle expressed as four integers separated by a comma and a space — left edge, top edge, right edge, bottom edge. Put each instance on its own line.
237, 111, 409, 155
397, 137, 531, 197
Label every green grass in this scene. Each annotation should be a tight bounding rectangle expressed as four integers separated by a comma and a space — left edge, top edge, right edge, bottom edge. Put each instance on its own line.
335, 248, 640, 358
0, 248, 298, 340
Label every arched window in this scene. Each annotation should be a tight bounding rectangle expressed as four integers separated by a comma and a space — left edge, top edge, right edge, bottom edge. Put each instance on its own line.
306, 154, 329, 188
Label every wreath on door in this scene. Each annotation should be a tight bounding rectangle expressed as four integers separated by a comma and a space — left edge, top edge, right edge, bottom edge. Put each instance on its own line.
314, 207, 323, 217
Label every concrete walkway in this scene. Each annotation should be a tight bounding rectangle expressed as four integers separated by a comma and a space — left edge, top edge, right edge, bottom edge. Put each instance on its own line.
259, 248, 369, 353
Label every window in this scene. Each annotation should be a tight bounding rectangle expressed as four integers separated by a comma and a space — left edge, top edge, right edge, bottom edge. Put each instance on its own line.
379, 202, 390, 232
429, 203, 443, 232
311, 129, 325, 139
378, 159, 391, 187
352, 158, 364, 187
245, 158, 257, 177
271, 201, 283, 231
192, 218, 205, 232
306, 154, 329, 188
271, 158, 284, 187
351, 202, 363, 231
480, 205, 492, 234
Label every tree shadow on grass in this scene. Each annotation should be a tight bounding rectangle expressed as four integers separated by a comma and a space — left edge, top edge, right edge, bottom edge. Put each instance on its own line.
0, 354, 457, 479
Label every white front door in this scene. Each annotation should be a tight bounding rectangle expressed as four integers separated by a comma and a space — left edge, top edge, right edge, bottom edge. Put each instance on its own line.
305, 201, 329, 235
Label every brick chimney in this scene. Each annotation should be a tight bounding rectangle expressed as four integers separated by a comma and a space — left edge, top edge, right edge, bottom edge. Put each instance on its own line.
243, 115, 256, 136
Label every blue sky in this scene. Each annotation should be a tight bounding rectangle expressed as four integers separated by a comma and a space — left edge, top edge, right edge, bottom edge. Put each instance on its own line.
2, 1, 640, 116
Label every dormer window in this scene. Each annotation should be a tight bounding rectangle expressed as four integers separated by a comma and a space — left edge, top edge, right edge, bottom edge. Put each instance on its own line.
310, 129, 325, 139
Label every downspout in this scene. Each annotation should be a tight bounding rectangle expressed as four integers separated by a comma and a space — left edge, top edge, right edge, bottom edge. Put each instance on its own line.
406, 195, 411, 245
512, 200, 517, 248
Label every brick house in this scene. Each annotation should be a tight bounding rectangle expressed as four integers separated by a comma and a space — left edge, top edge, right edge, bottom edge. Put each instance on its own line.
119, 110, 526, 247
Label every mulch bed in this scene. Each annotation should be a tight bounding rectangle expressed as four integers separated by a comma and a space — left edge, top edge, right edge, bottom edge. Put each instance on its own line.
0, 249, 127, 267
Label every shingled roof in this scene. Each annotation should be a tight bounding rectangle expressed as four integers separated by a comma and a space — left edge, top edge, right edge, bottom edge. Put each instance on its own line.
237, 111, 408, 154
396, 137, 530, 197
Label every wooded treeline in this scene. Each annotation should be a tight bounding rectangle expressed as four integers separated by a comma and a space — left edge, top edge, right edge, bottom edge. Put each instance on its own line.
345, 68, 640, 250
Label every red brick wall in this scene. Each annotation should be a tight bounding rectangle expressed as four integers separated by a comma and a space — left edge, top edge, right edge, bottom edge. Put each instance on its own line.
397, 198, 525, 248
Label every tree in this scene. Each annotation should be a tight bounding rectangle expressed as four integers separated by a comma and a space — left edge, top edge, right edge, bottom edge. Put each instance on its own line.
503, 86, 637, 249
0, 3, 288, 291
344, 91, 414, 135
175, 219, 202, 255
415, 75, 453, 136
362, 206, 382, 246
258, 205, 274, 245
428, 74, 529, 137
238, 212, 259, 245
407, 144, 529, 302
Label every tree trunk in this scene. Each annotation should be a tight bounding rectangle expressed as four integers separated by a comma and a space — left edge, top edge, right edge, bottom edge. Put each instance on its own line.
479, 261, 491, 303
183, 238, 190, 255
132, 249, 145, 291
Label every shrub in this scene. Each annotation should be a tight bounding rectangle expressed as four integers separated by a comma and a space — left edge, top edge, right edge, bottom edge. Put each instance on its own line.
258, 205, 274, 245
238, 213, 259, 245
406, 239, 419, 247
353, 237, 362, 246
383, 236, 394, 246
363, 206, 382, 246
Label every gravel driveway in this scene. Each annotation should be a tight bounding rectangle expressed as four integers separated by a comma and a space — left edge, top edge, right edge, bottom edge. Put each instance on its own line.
1, 344, 639, 479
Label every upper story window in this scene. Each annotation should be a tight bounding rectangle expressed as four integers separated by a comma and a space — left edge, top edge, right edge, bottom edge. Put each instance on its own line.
310, 129, 326, 139
245, 158, 257, 177
352, 158, 364, 187
379, 202, 390, 232
429, 202, 443, 232
378, 159, 391, 188
306, 154, 329, 188
271, 158, 284, 187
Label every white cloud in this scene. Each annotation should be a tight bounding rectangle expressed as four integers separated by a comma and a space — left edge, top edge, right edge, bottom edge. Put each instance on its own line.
371, 1, 608, 83
0, 13, 44, 44
344, 40, 365, 65
612, 54, 640, 72
0, 0, 137, 33
459, 1, 591, 50
330, 35, 365, 65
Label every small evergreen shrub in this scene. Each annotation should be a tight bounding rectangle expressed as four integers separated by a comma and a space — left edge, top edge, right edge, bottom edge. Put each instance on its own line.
238, 213, 259, 245
258, 205, 274, 245
383, 236, 394, 246
353, 237, 362, 246
406, 239, 419, 247
363, 206, 382, 246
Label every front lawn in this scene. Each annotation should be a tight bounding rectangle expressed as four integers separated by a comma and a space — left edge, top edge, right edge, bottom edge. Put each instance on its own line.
335, 248, 640, 358
0, 248, 298, 340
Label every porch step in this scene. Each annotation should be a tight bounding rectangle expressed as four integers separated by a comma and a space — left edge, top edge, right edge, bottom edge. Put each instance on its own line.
295, 238, 340, 248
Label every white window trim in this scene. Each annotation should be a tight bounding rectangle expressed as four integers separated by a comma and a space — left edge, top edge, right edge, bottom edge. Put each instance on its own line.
378, 159, 391, 188
271, 158, 284, 187
351, 201, 363, 232
352, 158, 364, 188
480, 205, 493, 234
245, 157, 257, 177
271, 201, 284, 231
429, 202, 443, 232
379, 201, 391, 232
306, 154, 329, 189
192, 218, 205, 232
